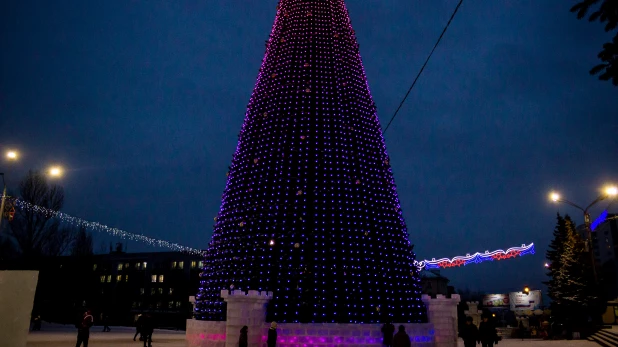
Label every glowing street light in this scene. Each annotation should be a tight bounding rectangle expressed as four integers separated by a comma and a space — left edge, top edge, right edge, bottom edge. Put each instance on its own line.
548, 184, 618, 283
6, 151, 18, 160
48, 166, 63, 177
549, 192, 560, 202
544, 263, 550, 268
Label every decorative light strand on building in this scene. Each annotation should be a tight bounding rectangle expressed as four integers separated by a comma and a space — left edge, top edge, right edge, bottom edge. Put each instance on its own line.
10, 198, 205, 255
416, 243, 535, 270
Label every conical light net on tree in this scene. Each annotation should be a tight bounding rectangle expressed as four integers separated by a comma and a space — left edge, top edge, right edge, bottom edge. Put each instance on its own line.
196, 0, 425, 323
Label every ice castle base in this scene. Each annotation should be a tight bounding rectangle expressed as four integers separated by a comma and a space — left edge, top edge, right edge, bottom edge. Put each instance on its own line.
186, 291, 459, 347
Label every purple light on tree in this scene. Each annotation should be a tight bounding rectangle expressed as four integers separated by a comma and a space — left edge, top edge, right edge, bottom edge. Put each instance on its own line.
195, 0, 425, 323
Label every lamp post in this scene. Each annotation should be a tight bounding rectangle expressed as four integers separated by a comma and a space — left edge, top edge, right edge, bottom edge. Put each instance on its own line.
549, 186, 618, 283
0, 150, 19, 231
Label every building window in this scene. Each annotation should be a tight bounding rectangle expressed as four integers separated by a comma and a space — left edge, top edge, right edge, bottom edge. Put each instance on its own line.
191, 261, 197, 269
93, 264, 98, 271
171, 261, 177, 269
169, 288, 174, 295
140, 288, 145, 295
178, 261, 184, 269
100, 275, 105, 283
142, 262, 147, 269
125, 263, 130, 269
168, 301, 174, 309
151, 288, 155, 295
117, 263, 123, 271
106, 275, 111, 283
132, 302, 137, 308
135, 263, 141, 270
156, 302, 162, 309
198, 261, 203, 268
151, 275, 157, 283
158, 275, 164, 283
158, 288, 163, 295
176, 301, 182, 308
125, 275, 129, 282
117, 275, 122, 282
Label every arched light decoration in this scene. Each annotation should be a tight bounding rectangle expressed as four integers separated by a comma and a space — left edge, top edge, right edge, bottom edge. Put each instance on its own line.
416, 243, 535, 270
195, 0, 426, 323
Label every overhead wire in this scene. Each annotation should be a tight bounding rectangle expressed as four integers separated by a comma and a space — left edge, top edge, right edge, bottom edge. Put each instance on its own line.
383, 0, 464, 133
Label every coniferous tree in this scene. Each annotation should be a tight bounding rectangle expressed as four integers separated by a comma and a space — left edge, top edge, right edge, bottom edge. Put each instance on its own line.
545, 214, 568, 303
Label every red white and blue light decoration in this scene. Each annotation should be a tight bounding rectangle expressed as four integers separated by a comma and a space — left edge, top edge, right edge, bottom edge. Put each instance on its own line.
416, 243, 535, 270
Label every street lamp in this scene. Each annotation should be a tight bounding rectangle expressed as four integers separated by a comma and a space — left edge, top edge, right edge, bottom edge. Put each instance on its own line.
48, 166, 63, 178
1, 150, 20, 231
549, 185, 618, 282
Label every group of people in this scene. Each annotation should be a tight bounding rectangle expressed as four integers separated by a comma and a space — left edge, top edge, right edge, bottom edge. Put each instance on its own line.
459, 315, 501, 347
73, 310, 155, 347
238, 322, 278, 347
381, 321, 414, 347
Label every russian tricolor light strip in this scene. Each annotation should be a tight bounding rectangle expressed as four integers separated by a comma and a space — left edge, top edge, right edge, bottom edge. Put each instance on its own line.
415, 243, 535, 271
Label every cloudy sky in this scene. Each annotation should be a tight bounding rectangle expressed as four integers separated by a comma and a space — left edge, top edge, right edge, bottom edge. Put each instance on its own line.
2, 0, 617, 294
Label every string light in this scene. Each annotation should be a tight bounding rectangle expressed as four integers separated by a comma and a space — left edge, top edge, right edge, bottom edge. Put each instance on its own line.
10, 198, 205, 255
5, 196, 534, 273
417, 243, 535, 270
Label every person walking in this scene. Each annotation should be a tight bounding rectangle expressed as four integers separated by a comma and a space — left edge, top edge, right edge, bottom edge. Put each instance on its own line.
102, 313, 111, 332
392, 325, 411, 347
238, 326, 248, 347
141, 314, 154, 347
459, 316, 479, 347
134, 313, 143, 341
381, 320, 395, 347
75, 310, 94, 347
267, 322, 277, 347
479, 314, 499, 347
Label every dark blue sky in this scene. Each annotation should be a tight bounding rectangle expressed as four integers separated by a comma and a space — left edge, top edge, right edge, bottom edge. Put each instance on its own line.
2, 0, 617, 294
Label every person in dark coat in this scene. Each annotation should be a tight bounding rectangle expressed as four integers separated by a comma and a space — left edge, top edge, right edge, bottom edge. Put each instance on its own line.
267, 322, 277, 347
141, 314, 155, 347
479, 315, 498, 347
75, 310, 94, 347
102, 313, 111, 332
459, 316, 479, 347
238, 326, 248, 347
381, 320, 395, 347
392, 325, 411, 347
134, 314, 143, 341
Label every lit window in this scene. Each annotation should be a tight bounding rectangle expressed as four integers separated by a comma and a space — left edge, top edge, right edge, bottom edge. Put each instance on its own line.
198, 261, 203, 268
191, 261, 197, 269
100, 275, 105, 283
140, 288, 145, 295
142, 262, 147, 269
158, 288, 163, 295
117, 263, 123, 271
106, 275, 111, 283
125, 263, 130, 269
176, 301, 182, 308
135, 263, 141, 270
125, 275, 129, 282
168, 301, 174, 308
178, 261, 184, 269
151, 275, 157, 283
117, 275, 122, 282
171, 261, 177, 269
169, 288, 174, 295
156, 302, 162, 309
158, 275, 164, 283
93, 264, 98, 271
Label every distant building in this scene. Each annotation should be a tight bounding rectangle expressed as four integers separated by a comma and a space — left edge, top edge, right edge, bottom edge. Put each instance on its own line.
578, 214, 618, 299
4, 244, 203, 329
420, 270, 454, 297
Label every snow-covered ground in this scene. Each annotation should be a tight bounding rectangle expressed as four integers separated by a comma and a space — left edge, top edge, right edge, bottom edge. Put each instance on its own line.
27, 324, 601, 347
27, 324, 184, 347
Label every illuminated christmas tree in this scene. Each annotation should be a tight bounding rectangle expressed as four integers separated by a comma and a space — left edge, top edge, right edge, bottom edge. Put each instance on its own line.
196, 0, 425, 323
